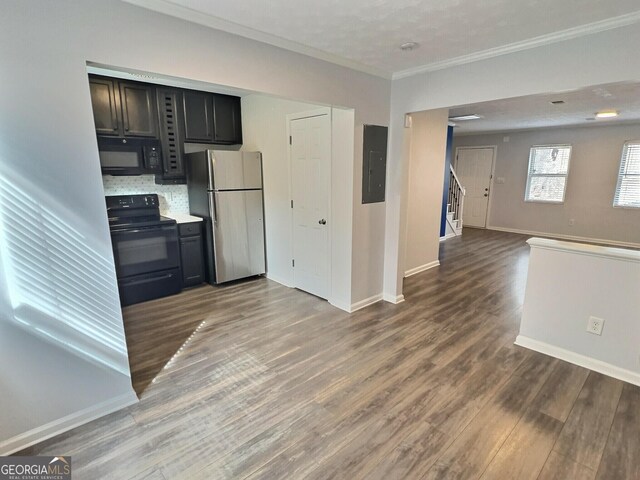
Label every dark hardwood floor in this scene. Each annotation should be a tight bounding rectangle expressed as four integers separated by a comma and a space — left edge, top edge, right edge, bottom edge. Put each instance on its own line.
25, 229, 639, 479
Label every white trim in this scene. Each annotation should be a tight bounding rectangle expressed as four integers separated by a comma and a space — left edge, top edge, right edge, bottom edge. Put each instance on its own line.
382, 293, 405, 304
328, 299, 351, 313
123, 0, 391, 79
440, 233, 456, 242
527, 237, 640, 264
392, 11, 640, 79
487, 225, 640, 250
0, 392, 138, 455
404, 260, 440, 277
349, 293, 384, 313
515, 335, 640, 387
266, 273, 293, 288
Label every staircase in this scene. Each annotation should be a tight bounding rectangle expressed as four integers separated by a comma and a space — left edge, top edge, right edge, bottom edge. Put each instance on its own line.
445, 166, 465, 237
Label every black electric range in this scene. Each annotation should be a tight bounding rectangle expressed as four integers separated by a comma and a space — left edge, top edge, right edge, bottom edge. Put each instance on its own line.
106, 194, 181, 306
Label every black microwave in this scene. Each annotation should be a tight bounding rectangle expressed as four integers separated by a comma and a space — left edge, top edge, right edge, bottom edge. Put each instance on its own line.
98, 137, 162, 175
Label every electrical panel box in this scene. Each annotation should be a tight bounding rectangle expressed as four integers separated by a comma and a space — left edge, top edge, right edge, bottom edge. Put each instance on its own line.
362, 124, 388, 204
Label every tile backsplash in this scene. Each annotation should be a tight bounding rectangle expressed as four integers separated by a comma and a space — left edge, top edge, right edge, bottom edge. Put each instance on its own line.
102, 175, 190, 216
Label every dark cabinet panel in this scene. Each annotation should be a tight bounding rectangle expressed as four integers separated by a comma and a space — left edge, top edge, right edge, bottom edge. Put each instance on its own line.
89, 77, 120, 136
119, 82, 158, 137
179, 225, 204, 288
182, 90, 214, 142
156, 87, 185, 182
212, 94, 242, 144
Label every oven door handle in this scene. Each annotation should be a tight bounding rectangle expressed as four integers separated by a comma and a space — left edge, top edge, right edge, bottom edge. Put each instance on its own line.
113, 226, 176, 235
121, 273, 173, 286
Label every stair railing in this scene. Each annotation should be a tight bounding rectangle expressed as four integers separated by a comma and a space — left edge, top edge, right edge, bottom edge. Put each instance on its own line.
448, 166, 465, 227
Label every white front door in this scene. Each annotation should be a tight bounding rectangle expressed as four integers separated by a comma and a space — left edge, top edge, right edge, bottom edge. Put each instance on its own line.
456, 147, 494, 228
290, 113, 331, 299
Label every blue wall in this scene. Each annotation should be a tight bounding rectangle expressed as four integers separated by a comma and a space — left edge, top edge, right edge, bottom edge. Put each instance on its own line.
440, 125, 454, 237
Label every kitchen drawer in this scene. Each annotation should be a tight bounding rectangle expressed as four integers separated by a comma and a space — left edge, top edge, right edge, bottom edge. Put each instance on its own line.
179, 222, 201, 237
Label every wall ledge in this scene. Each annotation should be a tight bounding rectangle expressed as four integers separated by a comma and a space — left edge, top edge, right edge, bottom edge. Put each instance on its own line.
527, 237, 640, 264
515, 335, 640, 387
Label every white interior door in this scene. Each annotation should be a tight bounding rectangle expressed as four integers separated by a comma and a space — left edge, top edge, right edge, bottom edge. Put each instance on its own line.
290, 113, 330, 299
456, 147, 494, 228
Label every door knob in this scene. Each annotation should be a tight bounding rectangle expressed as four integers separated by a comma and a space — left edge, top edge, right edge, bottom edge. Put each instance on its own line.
484, 193, 488, 197
318, 219, 327, 225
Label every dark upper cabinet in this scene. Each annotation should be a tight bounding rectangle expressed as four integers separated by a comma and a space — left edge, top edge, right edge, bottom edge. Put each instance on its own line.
212, 94, 242, 144
182, 90, 242, 145
119, 82, 158, 138
89, 77, 120, 136
156, 87, 185, 182
182, 90, 214, 143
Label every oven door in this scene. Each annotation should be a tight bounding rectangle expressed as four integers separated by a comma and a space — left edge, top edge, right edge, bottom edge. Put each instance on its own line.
111, 224, 179, 278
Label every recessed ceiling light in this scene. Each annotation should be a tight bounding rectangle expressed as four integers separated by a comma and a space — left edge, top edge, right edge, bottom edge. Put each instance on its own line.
595, 110, 619, 118
400, 42, 419, 51
550, 100, 565, 105
448, 114, 482, 121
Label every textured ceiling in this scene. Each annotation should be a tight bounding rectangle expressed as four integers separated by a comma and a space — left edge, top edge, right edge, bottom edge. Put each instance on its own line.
449, 82, 640, 134
129, 0, 640, 76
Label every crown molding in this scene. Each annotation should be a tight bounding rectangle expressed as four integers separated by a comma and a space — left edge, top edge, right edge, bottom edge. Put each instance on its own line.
392, 10, 640, 80
123, 0, 392, 79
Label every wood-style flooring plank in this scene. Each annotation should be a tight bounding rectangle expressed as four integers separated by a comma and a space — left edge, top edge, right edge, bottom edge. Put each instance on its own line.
537, 451, 596, 480
553, 372, 623, 471
19, 229, 637, 480
595, 383, 640, 480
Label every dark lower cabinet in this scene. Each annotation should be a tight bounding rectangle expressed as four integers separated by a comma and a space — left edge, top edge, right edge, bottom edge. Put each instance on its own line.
179, 222, 205, 288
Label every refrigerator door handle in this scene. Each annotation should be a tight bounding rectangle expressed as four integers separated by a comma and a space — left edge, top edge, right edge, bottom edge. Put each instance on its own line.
209, 193, 217, 223
207, 152, 215, 191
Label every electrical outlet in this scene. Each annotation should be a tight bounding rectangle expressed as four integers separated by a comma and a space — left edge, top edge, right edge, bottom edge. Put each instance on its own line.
587, 316, 604, 335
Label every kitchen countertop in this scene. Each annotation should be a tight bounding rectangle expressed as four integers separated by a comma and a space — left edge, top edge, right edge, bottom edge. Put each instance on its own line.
165, 213, 204, 224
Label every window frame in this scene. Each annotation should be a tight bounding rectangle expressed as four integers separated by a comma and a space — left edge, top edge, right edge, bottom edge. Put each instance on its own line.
524, 144, 572, 204
613, 141, 640, 209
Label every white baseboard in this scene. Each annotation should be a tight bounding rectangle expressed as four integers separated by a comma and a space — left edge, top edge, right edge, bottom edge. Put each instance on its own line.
382, 293, 405, 304
266, 272, 293, 288
440, 233, 456, 242
0, 391, 138, 455
488, 226, 640, 249
404, 260, 440, 278
515, 335, 640, 387
349, 294, 384, 313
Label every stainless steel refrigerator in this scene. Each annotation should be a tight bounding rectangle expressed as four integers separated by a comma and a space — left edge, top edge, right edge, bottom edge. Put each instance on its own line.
186, 150, 266, 284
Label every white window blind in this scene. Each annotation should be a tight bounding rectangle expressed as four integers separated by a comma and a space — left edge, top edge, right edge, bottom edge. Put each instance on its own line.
614, 142, 640, 208
525, 145, 572, 203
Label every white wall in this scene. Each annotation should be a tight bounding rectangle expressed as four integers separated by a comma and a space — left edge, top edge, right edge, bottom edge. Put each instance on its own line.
240, 95, 321, 288
404, 109, 449, 276
385, 22, 640, 299
518, 238, 640, 386
453, 123, 640, 246
0, 0, 389, 452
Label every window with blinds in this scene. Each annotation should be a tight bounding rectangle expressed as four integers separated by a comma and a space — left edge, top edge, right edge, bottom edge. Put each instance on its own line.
525, 145, 572, 203
614, 142, 640, 208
